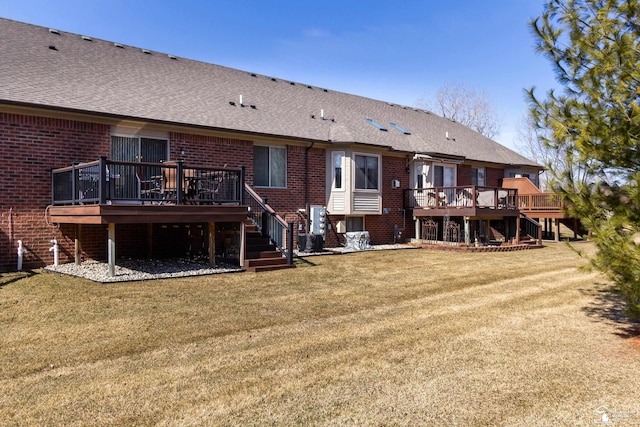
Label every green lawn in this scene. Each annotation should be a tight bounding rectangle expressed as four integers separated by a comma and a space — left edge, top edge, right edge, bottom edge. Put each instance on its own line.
1, 243, 639, 426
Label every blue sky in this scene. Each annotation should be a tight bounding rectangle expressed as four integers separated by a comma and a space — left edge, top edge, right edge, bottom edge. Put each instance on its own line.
1, 0, 558, 151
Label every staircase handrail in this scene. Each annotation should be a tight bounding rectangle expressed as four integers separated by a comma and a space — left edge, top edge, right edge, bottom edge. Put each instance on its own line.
243, 183, 294, 265
520, 212, 542, 245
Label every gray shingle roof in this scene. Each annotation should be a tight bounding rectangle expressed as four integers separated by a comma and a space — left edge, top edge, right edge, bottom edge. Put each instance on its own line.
0, 18, 540, 167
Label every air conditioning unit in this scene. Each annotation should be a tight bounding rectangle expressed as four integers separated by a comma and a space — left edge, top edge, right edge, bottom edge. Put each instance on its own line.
391, 179, 400, 188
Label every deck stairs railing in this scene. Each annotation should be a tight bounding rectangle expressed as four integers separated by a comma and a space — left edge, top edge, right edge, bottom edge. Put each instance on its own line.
519, 213, 543, 245
243, 184, 294, 266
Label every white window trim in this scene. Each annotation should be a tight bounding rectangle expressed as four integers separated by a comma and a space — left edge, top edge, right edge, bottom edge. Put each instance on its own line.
353, 152, 381, 193
432, 163, 457, 187
332, 151, 346, 191
254, 145, 287, 189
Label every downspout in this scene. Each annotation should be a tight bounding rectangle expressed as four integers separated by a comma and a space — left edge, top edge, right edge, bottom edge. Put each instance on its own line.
304, 142, 315, 252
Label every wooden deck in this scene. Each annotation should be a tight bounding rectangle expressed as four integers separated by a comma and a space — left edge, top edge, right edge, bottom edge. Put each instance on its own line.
404, 186, 519, 218
47, 204, 249, 225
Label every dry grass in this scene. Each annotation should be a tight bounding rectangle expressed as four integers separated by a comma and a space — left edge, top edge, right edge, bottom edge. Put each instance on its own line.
1, 243, 640, 426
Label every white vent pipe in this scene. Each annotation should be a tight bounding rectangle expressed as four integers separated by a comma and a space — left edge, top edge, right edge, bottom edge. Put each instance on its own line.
17, 240, 26, 271
49, 239, 59, 266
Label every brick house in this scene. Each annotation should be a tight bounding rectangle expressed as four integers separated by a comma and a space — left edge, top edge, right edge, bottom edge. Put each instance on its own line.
0, 18, 544, 273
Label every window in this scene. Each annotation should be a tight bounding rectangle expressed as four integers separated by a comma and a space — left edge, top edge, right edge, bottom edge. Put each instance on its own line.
254, 146, 286, 187
434, 165, 455, 187
346, 216, 364, 232
333, 152, 344, 190
389, 122, 411, 135
365, 118, 388, 131
354, 154, 379, 190
472, 167, 486, 186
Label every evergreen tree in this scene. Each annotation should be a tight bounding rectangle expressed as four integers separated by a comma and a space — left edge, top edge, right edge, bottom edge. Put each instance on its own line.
529, 0, 640, 316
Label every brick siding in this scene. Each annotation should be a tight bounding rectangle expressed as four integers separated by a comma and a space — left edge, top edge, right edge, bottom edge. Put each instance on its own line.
0, 113, 110, 271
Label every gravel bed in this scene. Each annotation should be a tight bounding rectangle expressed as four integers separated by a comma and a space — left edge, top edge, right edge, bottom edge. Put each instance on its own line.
44, 258, 242, 283
44, 244, 416, 282
295, 243, 417, 256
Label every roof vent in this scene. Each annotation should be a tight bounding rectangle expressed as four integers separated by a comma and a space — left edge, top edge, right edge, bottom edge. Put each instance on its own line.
168, 54, 177, 60
322, 89, 328, 92
289, 82, 296, 85
307, 85, 313, 89
250, 73, 257, 77
250, 105, 257, 109
141, 49, 151, 55
229, 101, 236, 106
81, 36, 93, 41
271, 77, 277, 82
48, 45, 58, 51
114, 43, 124, 49
48, 28, 60, 35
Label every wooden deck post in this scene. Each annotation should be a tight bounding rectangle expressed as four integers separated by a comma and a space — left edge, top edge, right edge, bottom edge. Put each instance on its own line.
75, 224, 82, 265
554, 218, 560, 242
107, 223, 116, 277
464, 217, 470, 246
515, 215, 521, 244
208, 222, 216, 267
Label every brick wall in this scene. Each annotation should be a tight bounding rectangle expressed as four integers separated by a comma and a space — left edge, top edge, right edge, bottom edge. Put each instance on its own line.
457, 164, 472, 186
0, 113, 110, 271
0, 112, 418, 270
324, 155, 413, 247
486, 167, 504, 187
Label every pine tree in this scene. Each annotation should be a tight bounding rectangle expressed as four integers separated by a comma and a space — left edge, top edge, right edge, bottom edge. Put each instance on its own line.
529, 0, 640, 316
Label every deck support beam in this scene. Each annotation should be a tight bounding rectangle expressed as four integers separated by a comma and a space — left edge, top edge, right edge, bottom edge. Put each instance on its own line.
75, 224, 82, 265
107, 223, 116, 277
208, 222, 216, 267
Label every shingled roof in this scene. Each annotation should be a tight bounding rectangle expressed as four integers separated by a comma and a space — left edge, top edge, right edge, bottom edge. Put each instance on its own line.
0, 18, 539, 167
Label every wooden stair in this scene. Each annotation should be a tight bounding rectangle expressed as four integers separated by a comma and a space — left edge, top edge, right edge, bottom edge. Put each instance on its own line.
244, 221, 294, 272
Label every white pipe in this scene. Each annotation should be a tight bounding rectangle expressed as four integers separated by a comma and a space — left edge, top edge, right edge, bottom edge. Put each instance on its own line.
49, 239, 59, 266
17, 240, 25, 271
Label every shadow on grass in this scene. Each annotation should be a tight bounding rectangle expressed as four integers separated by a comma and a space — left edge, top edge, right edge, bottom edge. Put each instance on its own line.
0, 270, 35, 288
581, 283, 640, 339
293, 257, 318, 267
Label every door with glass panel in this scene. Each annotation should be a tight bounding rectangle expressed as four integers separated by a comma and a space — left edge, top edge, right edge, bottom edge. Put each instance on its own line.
110, 136, 168, 200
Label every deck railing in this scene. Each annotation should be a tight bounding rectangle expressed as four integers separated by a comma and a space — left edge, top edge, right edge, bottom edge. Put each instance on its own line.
52, 157, 245, 206
404, 186, 518, 210
243, 184, 294, 265
517, 193, 563, 212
